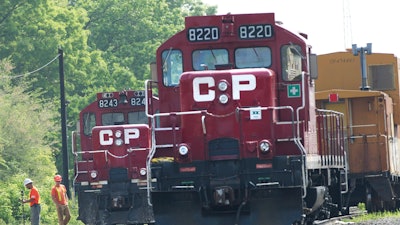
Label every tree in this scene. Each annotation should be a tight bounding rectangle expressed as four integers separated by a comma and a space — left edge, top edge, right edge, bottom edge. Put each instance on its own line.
0, 73, 57, 181
0, 59, 60, 224
0, 0, 110, 118
0, 0, 217, 132
75, 0, 217, 83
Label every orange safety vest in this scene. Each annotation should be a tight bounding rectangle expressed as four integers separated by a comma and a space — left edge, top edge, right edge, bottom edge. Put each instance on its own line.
29, 186, 40, 207
51, 185, 67, 205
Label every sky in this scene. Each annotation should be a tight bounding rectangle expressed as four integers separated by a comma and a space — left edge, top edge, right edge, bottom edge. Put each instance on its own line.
200, 0, 400, 56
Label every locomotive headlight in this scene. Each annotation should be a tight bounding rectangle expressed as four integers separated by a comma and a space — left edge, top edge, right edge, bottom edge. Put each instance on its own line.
115, 138, 124, 146
102, 92, 113, 98
219, 94, 229, 104
140, 168, 147, 176
115, 130, 122, 138
90, 170, 98, 179
259, 140, 271, 153
218, 80, 228, 91
178, 144, 189, 156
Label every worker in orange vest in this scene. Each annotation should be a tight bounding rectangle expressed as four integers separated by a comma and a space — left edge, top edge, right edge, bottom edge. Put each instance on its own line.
22, 178, 41, 225
51, 175, 71, 225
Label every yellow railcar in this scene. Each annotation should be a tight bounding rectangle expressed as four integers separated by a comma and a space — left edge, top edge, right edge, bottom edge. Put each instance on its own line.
316, 51, 400, 123
316, 51, 400, 212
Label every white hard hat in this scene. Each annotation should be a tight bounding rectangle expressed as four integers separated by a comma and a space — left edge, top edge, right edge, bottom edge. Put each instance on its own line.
23, 178, 33, 186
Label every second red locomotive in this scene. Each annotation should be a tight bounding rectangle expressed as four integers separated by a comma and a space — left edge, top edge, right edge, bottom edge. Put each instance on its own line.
73, 90, 155, 225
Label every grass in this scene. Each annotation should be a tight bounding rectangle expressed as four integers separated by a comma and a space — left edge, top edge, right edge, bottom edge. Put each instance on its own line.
347, 211, 400, 223
343, 203, 400, 223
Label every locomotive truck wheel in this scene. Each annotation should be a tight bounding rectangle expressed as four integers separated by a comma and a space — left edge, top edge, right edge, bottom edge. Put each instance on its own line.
365, 185, 385, 212
384, 199, 396, 211
365, 185, 373, 212
366, 184, 395, 212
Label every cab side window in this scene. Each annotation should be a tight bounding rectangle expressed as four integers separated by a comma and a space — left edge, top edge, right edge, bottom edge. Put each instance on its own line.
162, 49, 183, 86
281, 45, 303, 81
83, 112, 96, 136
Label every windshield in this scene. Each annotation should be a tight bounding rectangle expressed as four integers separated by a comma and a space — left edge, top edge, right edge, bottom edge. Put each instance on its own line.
235, 47, 271, 68
102, 113, 125, 125
128, 111, 148, 124
192, 49, 229, 70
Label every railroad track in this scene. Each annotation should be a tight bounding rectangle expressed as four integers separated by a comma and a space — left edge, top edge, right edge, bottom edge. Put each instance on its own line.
313, 207, 366, 225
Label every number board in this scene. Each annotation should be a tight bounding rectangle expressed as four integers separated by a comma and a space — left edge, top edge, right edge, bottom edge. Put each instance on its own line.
187, 27, 219, 42
239, 24, 273, 39
98, 98, 118, 108
130, 97, 146, 106
98, 97, 145, 108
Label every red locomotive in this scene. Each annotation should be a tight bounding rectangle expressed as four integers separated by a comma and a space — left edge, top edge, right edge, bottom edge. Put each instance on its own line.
73, 90, 156, 225
74, 13, 350, 225
146, 13, 346, 225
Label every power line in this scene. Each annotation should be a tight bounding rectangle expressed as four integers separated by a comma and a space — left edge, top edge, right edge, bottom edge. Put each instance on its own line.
2, 53, 61, 79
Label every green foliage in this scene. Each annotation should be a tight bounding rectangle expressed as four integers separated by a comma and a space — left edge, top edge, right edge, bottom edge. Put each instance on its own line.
0, 174, 26, 225
0, 84, 56, 178
0, 0, 216, 130
358, 202, 366, 211
0, 0, 109, 116
75, 0, 216, 82
0, 60, 53, 224
0, 59, 83, 224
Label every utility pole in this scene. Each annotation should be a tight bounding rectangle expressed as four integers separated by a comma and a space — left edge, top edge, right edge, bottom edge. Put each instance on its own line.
343, 0, 353, 49
352, 43, 372, 91
59, 48, 70, 197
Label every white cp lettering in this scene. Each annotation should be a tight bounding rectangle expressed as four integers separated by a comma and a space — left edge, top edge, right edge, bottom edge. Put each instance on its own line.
192, 74, 256, 102
193, 77, 215, 102
99, 128, 140, 146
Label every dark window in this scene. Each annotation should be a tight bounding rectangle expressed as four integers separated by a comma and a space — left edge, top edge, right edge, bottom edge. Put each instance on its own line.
128, 111, 148, 124
102, 113, 124, 125
368, 64, 395, 90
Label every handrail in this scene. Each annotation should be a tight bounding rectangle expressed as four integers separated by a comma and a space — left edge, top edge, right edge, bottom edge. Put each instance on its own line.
294, 72, 308, 198
237, 104, 308, 196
